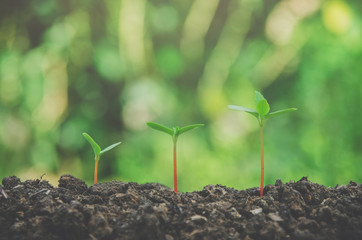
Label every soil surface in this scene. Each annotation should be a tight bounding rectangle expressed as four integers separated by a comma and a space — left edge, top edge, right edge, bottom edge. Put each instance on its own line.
0, 175, 361, 240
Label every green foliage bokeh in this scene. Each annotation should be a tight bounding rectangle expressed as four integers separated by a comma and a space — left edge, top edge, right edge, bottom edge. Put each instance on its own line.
0, 0, 361, 191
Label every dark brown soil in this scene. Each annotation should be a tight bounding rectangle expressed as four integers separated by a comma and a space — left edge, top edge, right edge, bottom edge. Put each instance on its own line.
0, 175, 361, 240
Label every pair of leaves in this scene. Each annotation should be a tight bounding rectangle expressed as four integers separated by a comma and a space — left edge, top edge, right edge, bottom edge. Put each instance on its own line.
146, 122, 204, 141
228, 91, 297, 126
83, 133, 121, 160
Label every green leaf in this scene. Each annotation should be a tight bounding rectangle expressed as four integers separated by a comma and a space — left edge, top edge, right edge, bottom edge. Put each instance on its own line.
178, 124, 204, 135
146, 122, 174, 136
255, 91, 266, 106
100, 142, 122, 155
265, 108, 297, 119
228, 105, 259, 118
82, 133, 101, 156
256, 99, 270, 117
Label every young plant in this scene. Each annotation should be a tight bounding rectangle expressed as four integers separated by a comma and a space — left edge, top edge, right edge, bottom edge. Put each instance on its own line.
82, 133, 121, 184
146, 122, 204, 193
228, 91, 297, 197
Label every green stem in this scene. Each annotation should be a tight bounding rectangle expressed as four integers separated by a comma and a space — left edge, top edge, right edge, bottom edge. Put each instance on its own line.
260, 125, 264, 197
173, 141, 178, 193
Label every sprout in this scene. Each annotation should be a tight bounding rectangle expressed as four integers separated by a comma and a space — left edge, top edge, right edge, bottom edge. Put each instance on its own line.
83, 133, 121, 184
146, 122, 204, 193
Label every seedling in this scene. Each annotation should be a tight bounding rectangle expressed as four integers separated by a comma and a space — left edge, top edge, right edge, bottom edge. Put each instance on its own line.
146, 122, 204, 193
82, 133, 121, 184
228, 91, 297, 197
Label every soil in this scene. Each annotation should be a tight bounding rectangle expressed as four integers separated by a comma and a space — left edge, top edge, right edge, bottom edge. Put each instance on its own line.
0, 175, 361, 240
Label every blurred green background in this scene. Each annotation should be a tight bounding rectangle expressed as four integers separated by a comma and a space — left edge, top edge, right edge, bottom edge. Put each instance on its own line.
0, 0, 361, 191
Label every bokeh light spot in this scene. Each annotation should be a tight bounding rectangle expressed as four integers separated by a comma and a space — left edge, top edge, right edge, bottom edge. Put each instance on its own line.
151, 4, 179, 33
156, 45, 184, 78
322, 0, 353, 35
94, 42, 124, 82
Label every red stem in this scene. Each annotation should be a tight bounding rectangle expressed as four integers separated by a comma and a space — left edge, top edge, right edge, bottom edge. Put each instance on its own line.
94, 160, 99, 185
173, 142, 178, 193
260, 126, 264, 197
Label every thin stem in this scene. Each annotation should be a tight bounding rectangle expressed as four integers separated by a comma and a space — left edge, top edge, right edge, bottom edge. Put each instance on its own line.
173, 141, 178, 193
260, 125, 264, 197
94, 157, 99, 185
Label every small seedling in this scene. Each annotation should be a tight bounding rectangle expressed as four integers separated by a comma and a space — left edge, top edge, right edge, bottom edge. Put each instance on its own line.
228, 91, 297, 197
146, 122, 204, 193
82, 133, 121, 184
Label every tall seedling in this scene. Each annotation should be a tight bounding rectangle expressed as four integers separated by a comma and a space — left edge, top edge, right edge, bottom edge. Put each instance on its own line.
228, 91, 297, 196
146, 122, 204, 193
